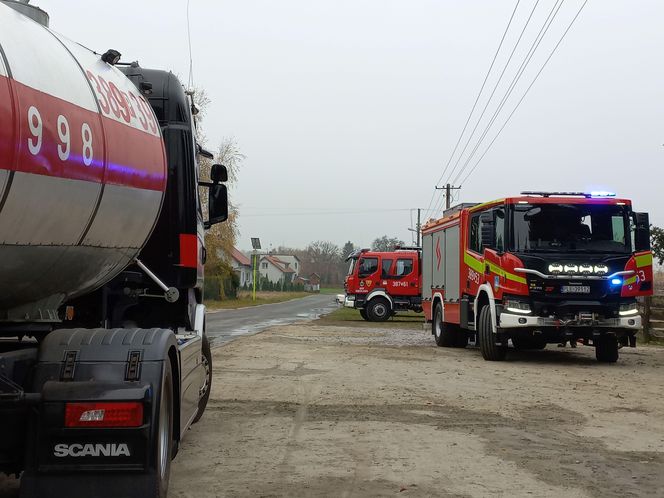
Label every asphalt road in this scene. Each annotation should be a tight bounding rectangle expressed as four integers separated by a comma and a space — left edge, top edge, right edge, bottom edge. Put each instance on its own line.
206, 294, 338, 346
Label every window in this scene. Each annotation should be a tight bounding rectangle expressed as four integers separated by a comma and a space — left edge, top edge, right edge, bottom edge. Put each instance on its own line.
510, 203, 630, 253
381, 259, 393, 277
261, 262, 268, 269
395, 259, 413, 276
495, 208, 505, 252
358, 257, 378, 277
347, 258, 356, 275
469, 213, 481, 253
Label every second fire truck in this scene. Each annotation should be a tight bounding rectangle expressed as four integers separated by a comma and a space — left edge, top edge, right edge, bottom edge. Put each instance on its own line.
421, 192, 653, 363
344, 248, 422, 321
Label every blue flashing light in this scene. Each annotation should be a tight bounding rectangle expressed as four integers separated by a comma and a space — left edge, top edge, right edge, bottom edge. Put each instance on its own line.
590, 191, 616, 198
610, 278, 622, 286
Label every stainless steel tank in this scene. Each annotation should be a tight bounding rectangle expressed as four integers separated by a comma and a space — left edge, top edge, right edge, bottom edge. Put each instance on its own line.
0, 3, 167, 318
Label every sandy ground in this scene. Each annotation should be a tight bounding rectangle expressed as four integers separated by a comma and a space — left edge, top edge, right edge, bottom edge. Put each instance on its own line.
1, 323, 662, 497
168, 323, 664, 498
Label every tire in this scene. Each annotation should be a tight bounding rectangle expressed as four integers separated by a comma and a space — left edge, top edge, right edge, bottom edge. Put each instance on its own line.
359, 308, 370, 321
154, 360, 174, 498
432, 302, 454, 347
595, 335, 619, 363
193, 334, 212, 424
478, 305, 506, 361
512, 336, 547, 350
367, 297, 391, 322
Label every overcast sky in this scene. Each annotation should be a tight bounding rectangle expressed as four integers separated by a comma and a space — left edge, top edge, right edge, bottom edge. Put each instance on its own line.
39, 0, 662, 251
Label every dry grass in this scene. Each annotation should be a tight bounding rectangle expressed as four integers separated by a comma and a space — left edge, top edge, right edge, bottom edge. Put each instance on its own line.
205, 291, 310, 310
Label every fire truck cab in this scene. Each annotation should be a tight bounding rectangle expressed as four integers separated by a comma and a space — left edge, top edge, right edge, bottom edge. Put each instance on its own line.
344, 248, 422, 321
421, 192, 653, 363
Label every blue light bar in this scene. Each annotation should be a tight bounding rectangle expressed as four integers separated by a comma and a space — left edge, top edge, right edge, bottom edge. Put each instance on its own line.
590, 191, 616, 198
610, 278, 622, 285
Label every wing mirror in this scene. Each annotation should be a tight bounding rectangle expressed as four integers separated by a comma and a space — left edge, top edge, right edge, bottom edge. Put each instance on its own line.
633, 212, 650, 251
200, 164, 229, 229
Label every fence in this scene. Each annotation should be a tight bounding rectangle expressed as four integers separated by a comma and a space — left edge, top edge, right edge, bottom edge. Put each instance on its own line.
641, 294, 664, 341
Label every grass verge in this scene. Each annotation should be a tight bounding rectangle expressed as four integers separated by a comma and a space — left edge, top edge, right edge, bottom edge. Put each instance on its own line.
316, 306, 424, 330
319, 287, 344, 295
206, 291, 310, 310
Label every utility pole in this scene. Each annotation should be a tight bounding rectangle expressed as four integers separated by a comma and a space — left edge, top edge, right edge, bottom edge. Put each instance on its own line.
435, 183, 461, 210
407, 208, 422, 247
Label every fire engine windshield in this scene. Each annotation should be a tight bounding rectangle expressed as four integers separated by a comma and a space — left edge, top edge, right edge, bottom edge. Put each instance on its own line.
510, 203, 631, 254
347, 258, 356, 276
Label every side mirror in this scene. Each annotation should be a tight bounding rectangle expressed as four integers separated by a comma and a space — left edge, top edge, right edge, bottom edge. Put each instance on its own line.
480, 211, 495, 250
633, 212, 650, 251
211, 163, 228, 183
205, 184, 228, 229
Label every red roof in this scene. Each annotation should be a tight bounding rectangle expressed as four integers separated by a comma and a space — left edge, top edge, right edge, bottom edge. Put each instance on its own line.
264, 255, 296, 273
231, 248, 251, 266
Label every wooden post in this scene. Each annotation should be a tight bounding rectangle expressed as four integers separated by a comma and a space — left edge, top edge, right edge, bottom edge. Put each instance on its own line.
643, 296, 652, 343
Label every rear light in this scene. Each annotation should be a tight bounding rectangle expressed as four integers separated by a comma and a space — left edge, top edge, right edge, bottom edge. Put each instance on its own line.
65, 402, 144, 428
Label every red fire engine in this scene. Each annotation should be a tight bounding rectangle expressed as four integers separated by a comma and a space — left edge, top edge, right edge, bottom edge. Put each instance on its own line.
421, 192, 653, 363
344, 248, 422, 321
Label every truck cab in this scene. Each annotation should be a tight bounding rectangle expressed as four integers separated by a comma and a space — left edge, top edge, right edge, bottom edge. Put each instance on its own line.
344, 248, 422, 321
422, 192, 653, 363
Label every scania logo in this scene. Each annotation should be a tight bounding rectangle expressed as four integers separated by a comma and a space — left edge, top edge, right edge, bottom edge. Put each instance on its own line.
53, 443, 131, 458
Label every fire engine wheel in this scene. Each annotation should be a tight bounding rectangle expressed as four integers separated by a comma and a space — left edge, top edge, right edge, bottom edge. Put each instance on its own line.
367, 297, 391, 322
433, 302, 454, 347
478, 305, 506, 361
193, 333, 213, 424
154, 360, 174, 498
595, 335, 619, 363
359, 309, 370, 321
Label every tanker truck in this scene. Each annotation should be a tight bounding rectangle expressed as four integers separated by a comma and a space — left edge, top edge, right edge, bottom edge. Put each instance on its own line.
0, 3, 228, 496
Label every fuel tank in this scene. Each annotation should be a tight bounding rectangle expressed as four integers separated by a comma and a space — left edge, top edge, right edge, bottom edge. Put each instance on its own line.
0, 4, 167, 316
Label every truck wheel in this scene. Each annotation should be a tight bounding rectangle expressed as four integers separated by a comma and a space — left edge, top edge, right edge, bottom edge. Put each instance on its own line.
193, 334, 212, 424
367, 297, 391, 322
154, 360, 174, 498
478, 305, 506, 361
359, 309, 370, 321
595, 335, 619, 363
433, 302, 454, 347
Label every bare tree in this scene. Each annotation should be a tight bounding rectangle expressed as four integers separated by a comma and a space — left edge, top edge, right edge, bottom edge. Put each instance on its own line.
371, 235, 405, 252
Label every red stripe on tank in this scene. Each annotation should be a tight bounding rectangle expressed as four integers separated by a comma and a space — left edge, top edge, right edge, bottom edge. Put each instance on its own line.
0, 75, 166, 192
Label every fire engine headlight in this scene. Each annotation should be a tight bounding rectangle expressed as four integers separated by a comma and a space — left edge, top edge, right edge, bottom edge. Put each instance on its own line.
594, 265, 608, 275
504, 298, 532, 314
619, 302, 638, 316
548, 263, 563, 274
564, 264, 578, 274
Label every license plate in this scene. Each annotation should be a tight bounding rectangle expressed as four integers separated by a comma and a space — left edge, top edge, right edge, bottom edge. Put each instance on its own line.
561, 285, 590, 294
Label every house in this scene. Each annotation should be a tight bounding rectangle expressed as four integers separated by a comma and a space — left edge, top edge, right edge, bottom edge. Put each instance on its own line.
259, 255, 296, 285
268, 254, 301, 277
230, 247, 253, 287
309, 272, 321, 292
293, 273, 321, 292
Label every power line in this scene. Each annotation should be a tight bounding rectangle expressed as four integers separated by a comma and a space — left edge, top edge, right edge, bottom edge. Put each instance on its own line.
422, 0, 522, 221
450, 0, 567, 185
460, 0, 589, 187
441, 0, 542, 192
240, 208, 416, 217
186, 0, 195, 89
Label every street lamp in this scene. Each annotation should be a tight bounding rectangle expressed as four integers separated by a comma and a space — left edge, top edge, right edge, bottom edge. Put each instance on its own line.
251, 238, 261, 301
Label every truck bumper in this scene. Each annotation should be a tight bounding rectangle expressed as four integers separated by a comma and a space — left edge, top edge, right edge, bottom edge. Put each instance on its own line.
344, 296, 357, 308
499, 312, 641, 330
